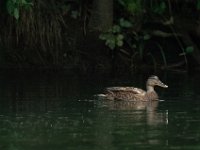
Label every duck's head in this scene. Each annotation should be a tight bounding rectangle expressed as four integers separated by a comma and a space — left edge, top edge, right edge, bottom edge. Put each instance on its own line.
146, 75, 168, 88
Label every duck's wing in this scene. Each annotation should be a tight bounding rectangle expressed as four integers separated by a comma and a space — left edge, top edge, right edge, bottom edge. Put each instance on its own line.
106, 87, 145, 94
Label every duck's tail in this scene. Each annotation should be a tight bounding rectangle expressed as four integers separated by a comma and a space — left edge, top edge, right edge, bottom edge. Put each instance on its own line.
93, 94, 107, 100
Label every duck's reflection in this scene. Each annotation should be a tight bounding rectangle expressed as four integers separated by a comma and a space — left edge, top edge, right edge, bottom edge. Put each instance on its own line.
94, 100, 169, 148
96, 100, 158, 110
96, 100, 168, 126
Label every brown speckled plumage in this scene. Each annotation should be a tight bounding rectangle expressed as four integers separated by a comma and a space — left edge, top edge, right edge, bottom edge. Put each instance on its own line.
98, 75, 168, 101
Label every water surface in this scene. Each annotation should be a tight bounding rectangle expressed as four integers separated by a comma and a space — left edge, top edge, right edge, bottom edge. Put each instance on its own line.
0, 71, 200, 150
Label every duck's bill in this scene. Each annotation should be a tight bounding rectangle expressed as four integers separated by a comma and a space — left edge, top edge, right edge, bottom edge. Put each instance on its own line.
161, 83, 168, 88
163, 85, 168, 88
159, 82, 168, 88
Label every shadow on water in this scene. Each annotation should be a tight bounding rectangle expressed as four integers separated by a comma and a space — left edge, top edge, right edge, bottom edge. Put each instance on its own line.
0, 71, 200, 150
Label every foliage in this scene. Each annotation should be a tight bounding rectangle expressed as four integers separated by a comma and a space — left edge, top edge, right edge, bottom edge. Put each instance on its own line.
185, 46, 193, 54
0, 0, 198, 70
99, 25, 124, 50
100, 0, 170, 68
99, 18, 134, 50
100, 0, 198, 70
197, 0, 200, 10
0, 0, 68, 67
6, 0, 33, 20
151, 1, 166, 14
99, 18, 133, 50
117, 0, 143, 14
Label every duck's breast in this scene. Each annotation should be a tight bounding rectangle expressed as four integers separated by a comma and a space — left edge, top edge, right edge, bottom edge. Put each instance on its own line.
146, 91, 159, 100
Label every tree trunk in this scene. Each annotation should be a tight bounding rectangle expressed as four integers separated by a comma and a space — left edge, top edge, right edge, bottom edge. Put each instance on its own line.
89, 0, 113, 31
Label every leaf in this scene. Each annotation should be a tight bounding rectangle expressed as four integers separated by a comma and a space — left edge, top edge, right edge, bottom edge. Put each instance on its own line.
160, 2, 166, 10
112, 25, 121, 33
14, 8, 19, 20
116, 34, 124, 47
132, 44, 137, 48
117, 34, 124, 40
127, 2, 137, 13
6, 0, 15, 15
106, 40, 115, 50
185, 46, 194, 53
117, 40, 123, 47
153, 2, 166, 14
21, 0, 27, 4
197, 0, 200, 10
99, 34, 106, 40
119, 18, 132, 28
143, 34, 151, 40
71, 11, 79, 19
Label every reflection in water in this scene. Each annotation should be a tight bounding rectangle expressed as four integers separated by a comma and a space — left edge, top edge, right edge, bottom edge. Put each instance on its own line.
94, 100, 169, 147
96, 100, 168, 126
0, 72, 200, 150
96, 100, 159, 111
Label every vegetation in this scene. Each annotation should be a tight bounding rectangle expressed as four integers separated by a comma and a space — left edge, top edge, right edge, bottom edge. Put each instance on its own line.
0, 0, 200, 73
6, 0, 33, 20
100, 0, 199, 72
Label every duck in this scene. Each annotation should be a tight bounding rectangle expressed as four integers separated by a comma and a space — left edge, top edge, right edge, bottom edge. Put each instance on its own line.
96, 75, 168, 101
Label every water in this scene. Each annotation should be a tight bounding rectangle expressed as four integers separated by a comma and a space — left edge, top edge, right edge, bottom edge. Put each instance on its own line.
0, 71, 200, 150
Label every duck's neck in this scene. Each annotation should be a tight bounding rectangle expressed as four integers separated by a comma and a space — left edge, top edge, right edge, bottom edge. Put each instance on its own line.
146, 85, 155, 92
146, 85, 158, 100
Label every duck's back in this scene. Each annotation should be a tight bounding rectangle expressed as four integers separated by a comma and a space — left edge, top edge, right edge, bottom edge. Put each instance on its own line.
105, 87, 146, 101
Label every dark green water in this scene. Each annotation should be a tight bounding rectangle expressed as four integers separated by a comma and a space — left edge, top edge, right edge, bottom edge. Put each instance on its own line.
0, 71, 200, 150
